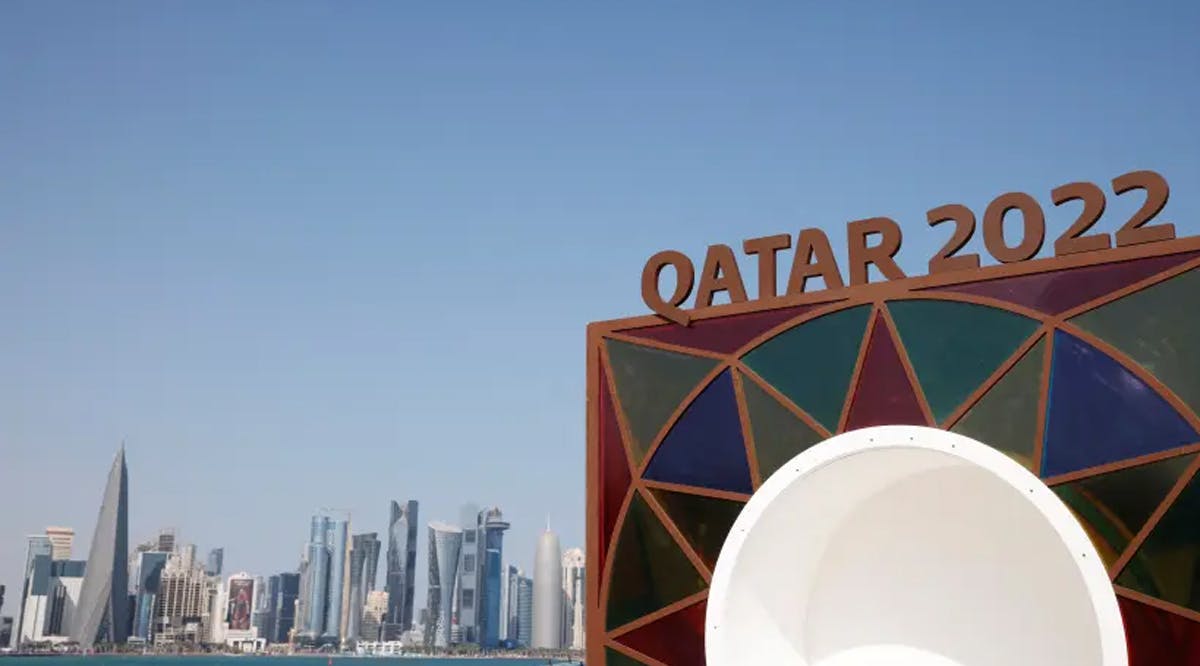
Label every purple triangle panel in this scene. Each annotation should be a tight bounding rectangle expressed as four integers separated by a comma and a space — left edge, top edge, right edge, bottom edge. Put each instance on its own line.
926, 251, 1200, 316
1042, 331, 1199, 477
643, 370, 753, 494
617, 303, 821, 355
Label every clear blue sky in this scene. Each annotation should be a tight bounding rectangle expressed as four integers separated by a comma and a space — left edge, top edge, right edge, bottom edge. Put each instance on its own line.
2, 1, 1198, 611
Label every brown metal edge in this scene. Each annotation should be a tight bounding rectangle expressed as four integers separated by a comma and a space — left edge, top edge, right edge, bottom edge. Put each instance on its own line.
585, 325, 603, 666
607, 589, 710, 639
1030, 328, 1056, 477
1114, 585, 1200, 625
604, 330, 728, 361
634, 362, 732, 477
605, 639, 667, 666
639, 485, 713, 583
733, 361, 833, 439
642, 479, 753, 503
836, 304, 881, 433
1043, 442, 1200, 487
731, 370, 763, 489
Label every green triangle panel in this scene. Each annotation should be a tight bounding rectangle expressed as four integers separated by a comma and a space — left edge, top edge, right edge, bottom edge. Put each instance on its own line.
651, 488, 745, 570
606, 492, 707, 630
606, 339, 719, 467
741, 372, 825, 480
950, 337, 1044, 471
888, 299, 1040, 424
1053, 453, 1196, 569
1116, 464, 1200, 613
606, 647, 650, 666
742, 304, 872, 432
1071, 266, 1200, 419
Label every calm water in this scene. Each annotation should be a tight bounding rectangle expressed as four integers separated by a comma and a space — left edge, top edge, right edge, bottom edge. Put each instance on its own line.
0, 659, 580, 666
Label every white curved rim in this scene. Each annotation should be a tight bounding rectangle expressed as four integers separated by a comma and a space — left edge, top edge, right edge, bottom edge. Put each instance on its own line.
705, 424, 1128, 665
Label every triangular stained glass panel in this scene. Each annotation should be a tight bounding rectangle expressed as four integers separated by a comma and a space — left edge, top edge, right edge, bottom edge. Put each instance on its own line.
742, 305, 872, 432
1116, 467, 1200, 612
650, 489, 745, 570
598, 364, 633, 581
1119, 595, 1200, 666
644, 370, 753, 494
1072, 266, 1200, 419
888, 300, 1039, 423
606, 492, 707, 630
928, 250, 1200, 315
606, 339, 719, 467
843, 313, 929, 431
1042, 331, 1198, 477
741, 373, 825, 480
950, 338, 1045, 471
607, 647, 651, 666
1053, 453, 1195, 568
618, 303, 819, 354
615, 599, 707, 665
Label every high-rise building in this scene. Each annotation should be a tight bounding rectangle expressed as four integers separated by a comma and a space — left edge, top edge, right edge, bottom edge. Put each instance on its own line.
455, 503, 480, 644
426, 522, 463, 648
383, 500, 418, 639
360, 590, 388, 641
561, 548, 585, 650
302, 512, 349, 643
516, 573, 533, 648
502, 565, 521, 644
12, 535, 52, 647
157, 529, 176, 553
45, 528, 75, 561
16, 555, 86, 643
133, 551, 169, 640
205, 548, 224, 577
531, 528, 562, 649
347, 532, 380, 644
153, 548, 211, 645
72, 448, 130, 647
476, 508, 510, 648
272, 573, 300, 643
0, 617, 12, 648
498, 566, 510, 641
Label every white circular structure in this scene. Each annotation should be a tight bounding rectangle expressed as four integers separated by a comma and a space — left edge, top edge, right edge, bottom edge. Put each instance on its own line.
706, 425, 1127, 666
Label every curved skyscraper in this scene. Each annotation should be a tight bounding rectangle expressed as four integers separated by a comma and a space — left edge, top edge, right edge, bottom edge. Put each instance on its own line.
426, 522, 462, 648
71, 448, 129, 647
531, 528, 562, 649
383, 500, 418, 639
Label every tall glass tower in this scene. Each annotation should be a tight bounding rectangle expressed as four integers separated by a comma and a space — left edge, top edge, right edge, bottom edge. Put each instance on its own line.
383, 500, 418, 639
303, 512, 349, 643
72, 447, 130, 647
425, 522, 462, 649
476, 507, 510, 648
531, 528, 562, 649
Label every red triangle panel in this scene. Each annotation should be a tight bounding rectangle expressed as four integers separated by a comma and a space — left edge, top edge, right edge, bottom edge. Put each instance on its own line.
843, 313, 929, 431
615, 599, 707, 665
599, 364, 633, 582
1120, 595, 1200, 665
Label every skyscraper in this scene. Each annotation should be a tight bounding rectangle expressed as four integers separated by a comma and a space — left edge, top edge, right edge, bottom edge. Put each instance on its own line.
72, 448, 130, 647
426, 522, 463, 649
273, 573, 300, 643
347, 532, 380, 644
531, 528, 562, 649
133, 551, 168, 640
383, 500, 418, 639
561, 548, 585, 650
455, 503, 480, 644
12, 535, 51, 647
205, 548, 224, 577
303, 512, 349, 643
476, 507, 510, 648
516, 574, 533, 649
45, 527, 75, 561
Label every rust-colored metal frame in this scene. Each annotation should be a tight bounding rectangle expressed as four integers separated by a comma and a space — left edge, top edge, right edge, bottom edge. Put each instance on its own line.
586, 237, 1200, 666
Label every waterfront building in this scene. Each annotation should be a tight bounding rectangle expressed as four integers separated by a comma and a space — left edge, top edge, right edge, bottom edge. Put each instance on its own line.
561, 547, 585, 649
382, 500, 418, 639
302, 511, 349, 643
12, 535, 51, 647
205, 548, 224, 576
133, 551, 168, 640
425, 522, 463, 648
347, 532, 380, 643
0, 616, 11, 647
516, 573, 533, 648
17, 555, 86, 643
476, 507, 510, 648
72, 448, 130, 647
45, 527, 74, 561
272, 572, 300, 643
152, 546, 211, 645
360, 590, 388, 641
532, 528, 562, 649
210, 572, 258, 645
455, 503, 481, 644
157, 529, 176, 553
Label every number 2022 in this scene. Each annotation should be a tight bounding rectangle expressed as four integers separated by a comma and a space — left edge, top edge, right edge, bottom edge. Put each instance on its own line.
927, 169, 1176, 274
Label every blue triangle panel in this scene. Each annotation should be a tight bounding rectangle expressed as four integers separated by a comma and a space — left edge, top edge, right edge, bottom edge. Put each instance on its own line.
644, 370, 753, 494
1043, 331, 1199, 477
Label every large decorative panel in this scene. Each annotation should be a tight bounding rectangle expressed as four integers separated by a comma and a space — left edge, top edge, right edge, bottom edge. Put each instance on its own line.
589, 243, 1200, 666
